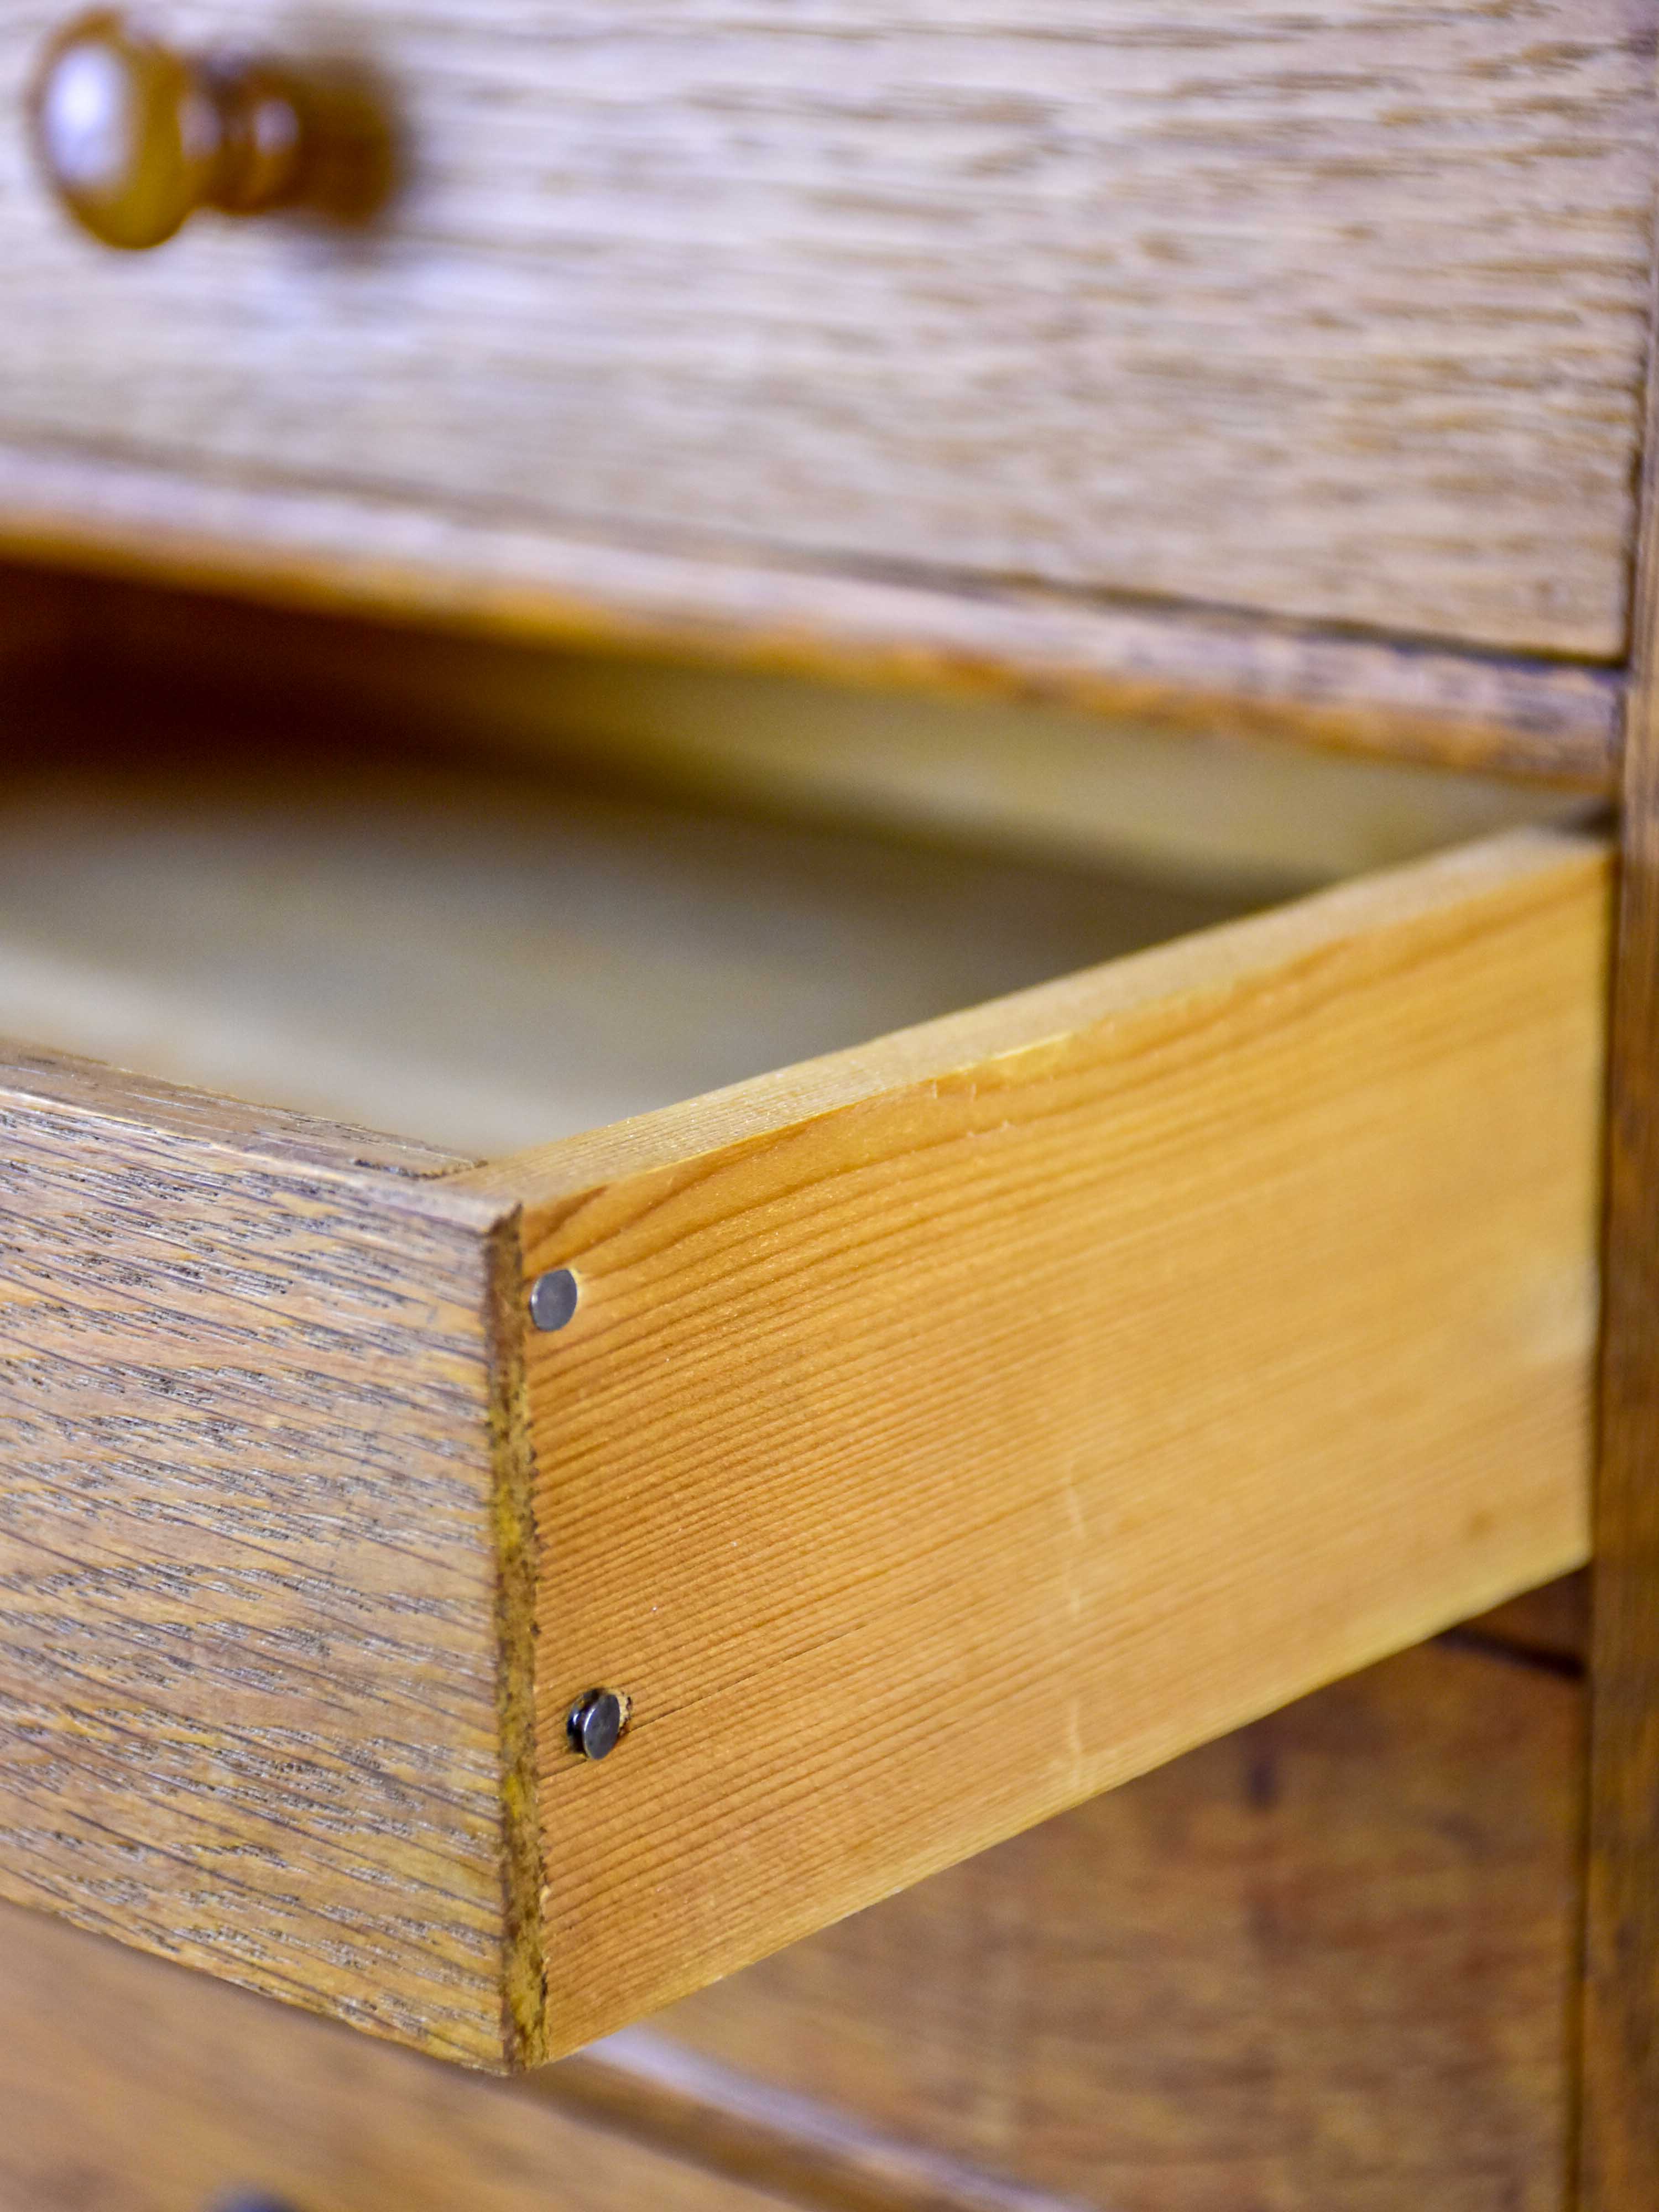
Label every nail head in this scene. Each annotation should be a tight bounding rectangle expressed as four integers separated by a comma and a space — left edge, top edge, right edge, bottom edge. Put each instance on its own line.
567, 1687, 627, 1761
530, 1269, 579, 1332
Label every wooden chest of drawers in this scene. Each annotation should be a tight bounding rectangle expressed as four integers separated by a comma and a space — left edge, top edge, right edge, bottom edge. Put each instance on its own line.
0, 0, 1655, 2201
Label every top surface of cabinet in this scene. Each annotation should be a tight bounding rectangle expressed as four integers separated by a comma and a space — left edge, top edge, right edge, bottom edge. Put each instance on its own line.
0, 0, 1653, 664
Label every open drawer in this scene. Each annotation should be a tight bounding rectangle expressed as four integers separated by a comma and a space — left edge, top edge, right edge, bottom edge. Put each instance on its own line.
0, 675, 1608, 2072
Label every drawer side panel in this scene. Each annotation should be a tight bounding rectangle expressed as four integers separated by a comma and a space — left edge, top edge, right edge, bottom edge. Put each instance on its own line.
484, 826, 1611, 2054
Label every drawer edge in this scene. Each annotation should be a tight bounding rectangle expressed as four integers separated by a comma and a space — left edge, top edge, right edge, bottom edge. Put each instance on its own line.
0, 442, 1621, 791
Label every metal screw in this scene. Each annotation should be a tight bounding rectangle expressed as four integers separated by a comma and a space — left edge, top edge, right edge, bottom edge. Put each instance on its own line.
567, 1687, 629, 1761
530, 1269, 580, 1332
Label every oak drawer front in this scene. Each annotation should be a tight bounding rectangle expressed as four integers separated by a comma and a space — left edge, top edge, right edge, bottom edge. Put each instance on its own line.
0, 1897, 792, 2212
0, 728, 1607, 2070
0, 1, 1652, 660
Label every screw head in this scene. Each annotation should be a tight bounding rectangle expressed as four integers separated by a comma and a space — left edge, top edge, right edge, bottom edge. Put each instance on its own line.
566, 1687, 628, 1761
529, 1269, 579, 1332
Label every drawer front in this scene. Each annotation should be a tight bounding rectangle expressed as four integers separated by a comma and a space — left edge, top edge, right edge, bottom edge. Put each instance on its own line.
0, 1898, 792, 2212
0, 2, 1652, 659
0, 816, 1607, 2069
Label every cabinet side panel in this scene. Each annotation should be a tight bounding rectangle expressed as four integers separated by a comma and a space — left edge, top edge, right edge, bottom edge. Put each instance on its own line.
1580, 269, 1659, 2209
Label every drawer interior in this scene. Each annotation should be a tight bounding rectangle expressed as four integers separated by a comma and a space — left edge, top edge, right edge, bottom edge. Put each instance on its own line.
0, 740, 1258, 1158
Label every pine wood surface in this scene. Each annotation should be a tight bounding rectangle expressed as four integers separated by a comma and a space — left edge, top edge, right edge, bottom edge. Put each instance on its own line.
0, 2, 1654, 665
0, 1045, 544, 2068
639, 1638, 1582, 2212
1578, 231, 1659, 2212
461, 824, 1609, 2055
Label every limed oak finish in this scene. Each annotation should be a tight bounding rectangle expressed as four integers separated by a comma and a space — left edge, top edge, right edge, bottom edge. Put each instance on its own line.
0, 1052, 542, 2068
0, 797, 1608, 2065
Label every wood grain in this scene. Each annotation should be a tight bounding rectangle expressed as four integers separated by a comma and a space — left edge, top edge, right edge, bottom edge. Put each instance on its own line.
0, 2, 1652, 662
457, 823, 1610, 2056
0, 1635, 1582, 2212
0, 1895, 807, 2212
0, 1044, 543, 2069
1577, 223, 1659, 2212
0, 456, 1625, 788
1, 565, 1600, 887
0, 711, 1604, 2068
639, 1637, 1583, 2212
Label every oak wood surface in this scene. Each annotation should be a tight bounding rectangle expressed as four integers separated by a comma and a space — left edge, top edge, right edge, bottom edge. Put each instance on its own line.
639, 1637, 1582, 2212
1578, 221, 1659, 2212
0, 458, 1625, 789
0, 2, 1653, 665
457, 824, 1609, 2055
0, 1895, 808, 2212
0, 1044, 542, 2068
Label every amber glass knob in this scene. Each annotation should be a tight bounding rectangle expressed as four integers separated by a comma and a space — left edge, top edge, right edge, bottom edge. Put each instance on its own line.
29, 11, 310, 249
